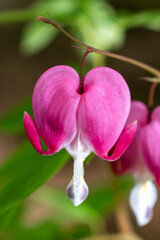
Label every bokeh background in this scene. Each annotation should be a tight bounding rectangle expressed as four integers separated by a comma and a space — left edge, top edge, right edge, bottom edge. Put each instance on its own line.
0, 0, 160, 239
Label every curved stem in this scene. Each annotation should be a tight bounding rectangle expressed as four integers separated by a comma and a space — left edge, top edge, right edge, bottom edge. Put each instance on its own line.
80, 51, 90, 93
38, 16, 160, 78
148, 82, 158, 110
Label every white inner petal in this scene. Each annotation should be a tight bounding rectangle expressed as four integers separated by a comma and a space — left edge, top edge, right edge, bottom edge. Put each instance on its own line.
73, 156, 83, 197
66, 132, 91, 206
129, 180, 157, 226
65, 131, 92, 160
66, 157, 89, 206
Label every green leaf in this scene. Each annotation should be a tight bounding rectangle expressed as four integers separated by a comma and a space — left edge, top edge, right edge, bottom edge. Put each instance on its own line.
32, 186, 102, 225
118, 10, 160, 31
0, 205, 20, 231
19, 21, 58, 56
73, 0, 125, 66
31, 0, 78, 19
0, 97, 32, 134
0, 0, 78, 24
88, 0, 123, 50
0, 141, 70, 214
16, 223, 61, 240
69, 225, 91, 240
0, 221, 62, 240
32, 176, 133, 225
0, 9, 38, 24
88, 175, 133, 215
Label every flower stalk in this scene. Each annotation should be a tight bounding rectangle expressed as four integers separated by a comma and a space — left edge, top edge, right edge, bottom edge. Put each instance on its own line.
80, 50, 90, 93
148, 82, 158, 110
115, 202, 134, 235
38, 16, 160, 78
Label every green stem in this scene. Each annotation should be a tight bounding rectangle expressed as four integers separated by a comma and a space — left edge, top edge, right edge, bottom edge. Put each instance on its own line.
38, 16, 160, 78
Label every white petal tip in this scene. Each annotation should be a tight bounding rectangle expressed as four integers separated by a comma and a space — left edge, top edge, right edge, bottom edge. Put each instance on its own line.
129, 180, 157, 226
72, 199, 85, 207
136, 214, 153, 227
136, 208, 152, 226
73, 202, 81, 207
66, 178, 89, 206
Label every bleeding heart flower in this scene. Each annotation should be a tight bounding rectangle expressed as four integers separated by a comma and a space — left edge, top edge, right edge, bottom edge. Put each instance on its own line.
23, 65, 136, 206
111, 100, 160, 226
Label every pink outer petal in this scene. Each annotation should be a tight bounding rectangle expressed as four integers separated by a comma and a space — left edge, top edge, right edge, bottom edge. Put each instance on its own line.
101, 121, 137, 161
111, 130, 142, 174
78, 67, 131, 158
111, 100, 149, 174
23, 112, 54, 155
32, 65, 81, 152
151, 106, 160, 123
141, 121, 160, 186
125, 100, 149, 128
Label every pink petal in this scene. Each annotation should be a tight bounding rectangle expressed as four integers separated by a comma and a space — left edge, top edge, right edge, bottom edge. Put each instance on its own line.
125, 100, 149, 128
102, 121, 137, 161
151, 106, 160, 123
111, 129, 141, 174
23, 112, 54, 155
32, 65, 80, 152
78, 67, 131, 159
141, 122, 160, 186
111, 100, 149, 174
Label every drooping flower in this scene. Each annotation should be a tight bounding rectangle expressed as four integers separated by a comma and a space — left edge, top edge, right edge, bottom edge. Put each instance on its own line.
23, 65, 137, 206
111, 100, 160, 226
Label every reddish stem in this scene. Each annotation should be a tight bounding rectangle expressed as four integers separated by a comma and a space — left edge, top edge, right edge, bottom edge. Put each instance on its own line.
38, 16, 160, 78
79, 51, 90, 93
148, 82, 158, 110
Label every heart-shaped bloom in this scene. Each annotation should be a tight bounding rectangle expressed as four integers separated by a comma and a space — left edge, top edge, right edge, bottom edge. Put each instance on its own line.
111, 100, 160, 226
23, 65, 136, 206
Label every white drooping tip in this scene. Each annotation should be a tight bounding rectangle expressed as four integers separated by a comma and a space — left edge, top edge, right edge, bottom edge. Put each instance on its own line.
66, 157, 89, 206
129, 180, 157, 226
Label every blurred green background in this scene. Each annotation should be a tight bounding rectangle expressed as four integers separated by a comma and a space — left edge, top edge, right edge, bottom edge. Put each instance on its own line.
0, 0, 160, 239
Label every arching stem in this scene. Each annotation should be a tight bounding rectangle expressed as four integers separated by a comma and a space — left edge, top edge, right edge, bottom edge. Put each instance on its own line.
38, 16, 160, 78
148, 82, 158, 110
